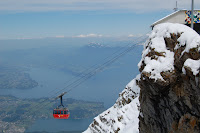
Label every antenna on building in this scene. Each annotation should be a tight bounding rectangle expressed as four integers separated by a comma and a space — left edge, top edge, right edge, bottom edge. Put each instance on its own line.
173, 1, 178, 12
191, 0, 194, 29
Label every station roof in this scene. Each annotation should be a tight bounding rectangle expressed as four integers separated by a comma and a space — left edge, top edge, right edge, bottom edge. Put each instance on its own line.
151, 10, 200, 28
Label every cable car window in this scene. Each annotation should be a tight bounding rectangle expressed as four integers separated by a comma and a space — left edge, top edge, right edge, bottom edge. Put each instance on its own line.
56, 110, 59, 114
64, 111, 67, 114
61, 111, 63, 114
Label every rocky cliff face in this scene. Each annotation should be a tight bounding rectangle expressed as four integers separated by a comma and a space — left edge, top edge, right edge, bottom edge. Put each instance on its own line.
139, 23, 200, 133
84, 23, 200, 133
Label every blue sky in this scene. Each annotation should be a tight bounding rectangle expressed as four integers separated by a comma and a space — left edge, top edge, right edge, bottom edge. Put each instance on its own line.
0, 0, 199, 40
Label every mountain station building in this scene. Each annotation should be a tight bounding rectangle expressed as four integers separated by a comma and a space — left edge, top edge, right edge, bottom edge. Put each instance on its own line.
151, 10, 200, 34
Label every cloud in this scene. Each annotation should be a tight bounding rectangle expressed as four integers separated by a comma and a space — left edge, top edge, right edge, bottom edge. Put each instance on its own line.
128, 34, 143, 37
0, 0, 200, 13
1, 34, 103, 40
14, 35, 65, 40
55, 35, 65, 38
74, 34, 103, 38
16, 37, 44, 40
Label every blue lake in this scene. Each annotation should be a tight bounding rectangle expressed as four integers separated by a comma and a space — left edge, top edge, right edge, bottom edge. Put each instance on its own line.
26, 118, 93, 132
1, 48, 142, 108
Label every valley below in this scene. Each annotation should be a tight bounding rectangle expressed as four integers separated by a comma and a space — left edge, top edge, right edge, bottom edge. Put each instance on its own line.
0, 95, 104, 132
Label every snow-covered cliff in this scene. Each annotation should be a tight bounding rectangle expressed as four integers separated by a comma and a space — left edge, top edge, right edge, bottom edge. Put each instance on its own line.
84, 74, 140, 133
84, 23, 200, 133
139, 23, 200, 133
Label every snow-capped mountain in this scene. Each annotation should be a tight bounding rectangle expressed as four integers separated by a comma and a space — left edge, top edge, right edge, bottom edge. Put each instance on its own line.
88, 42, 105, 48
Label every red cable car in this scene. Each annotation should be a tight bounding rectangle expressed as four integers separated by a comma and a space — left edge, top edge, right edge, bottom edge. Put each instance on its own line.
53, 92, 70, 119
53, 108, 70, 119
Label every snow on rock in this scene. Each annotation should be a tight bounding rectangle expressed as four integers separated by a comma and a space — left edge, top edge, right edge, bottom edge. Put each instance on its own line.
83, 75, 140, 133
139, 23, 200, 82
149, 23, 200, 53
183, 59, 200, 76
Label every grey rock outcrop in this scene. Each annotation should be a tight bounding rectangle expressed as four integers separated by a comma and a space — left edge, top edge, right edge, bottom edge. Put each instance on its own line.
139, 23, 200, 133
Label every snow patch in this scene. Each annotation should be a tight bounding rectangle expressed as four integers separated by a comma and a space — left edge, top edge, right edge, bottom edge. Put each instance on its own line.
150, 23, 200, 54
139, 23, 200, 81
183, 59, 200, 76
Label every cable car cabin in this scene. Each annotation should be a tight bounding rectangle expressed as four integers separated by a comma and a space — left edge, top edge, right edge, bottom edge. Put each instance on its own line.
53, 108, 70, 119
53, 92, 70, 119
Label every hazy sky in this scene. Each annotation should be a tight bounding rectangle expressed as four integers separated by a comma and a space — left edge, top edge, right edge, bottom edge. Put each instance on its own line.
0, 0, 200, 39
